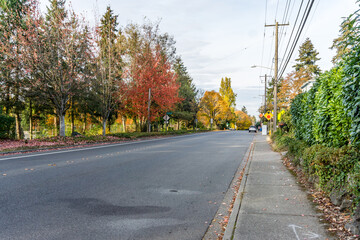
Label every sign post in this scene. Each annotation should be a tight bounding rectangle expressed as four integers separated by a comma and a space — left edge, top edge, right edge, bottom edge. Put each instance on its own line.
163, 115, 170, 132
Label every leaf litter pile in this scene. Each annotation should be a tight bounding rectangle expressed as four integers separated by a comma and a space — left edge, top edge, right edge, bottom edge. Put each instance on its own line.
283, 156, 359, 240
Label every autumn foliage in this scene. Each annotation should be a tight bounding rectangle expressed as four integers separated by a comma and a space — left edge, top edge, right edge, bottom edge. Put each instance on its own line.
0, 0, 184, 137
277, 68, 310, 109
126, 46, 180, 122
234, 111, 252, 130
197, 90, 233, 128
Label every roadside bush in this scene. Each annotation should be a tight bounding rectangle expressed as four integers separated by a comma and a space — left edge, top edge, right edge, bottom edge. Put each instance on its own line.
279, 137, 360, 206
271, 130, 294, 152
287, 138, 308, 167
0, 114, 15, 139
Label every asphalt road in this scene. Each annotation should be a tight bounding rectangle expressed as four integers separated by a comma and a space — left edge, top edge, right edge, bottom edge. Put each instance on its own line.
0, 131, 254, 240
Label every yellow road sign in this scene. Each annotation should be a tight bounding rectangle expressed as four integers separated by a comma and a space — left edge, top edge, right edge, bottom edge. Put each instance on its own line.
265, 112, 273, 120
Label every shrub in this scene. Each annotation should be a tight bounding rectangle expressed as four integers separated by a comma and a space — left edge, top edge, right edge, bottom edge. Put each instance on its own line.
271, 130, 293, 152
0, 114, 15, 139
287, 139, 308, 166
273, 133, 360, 207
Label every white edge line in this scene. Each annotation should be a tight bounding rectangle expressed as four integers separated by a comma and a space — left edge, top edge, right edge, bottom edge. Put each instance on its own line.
0, 132, 215, 162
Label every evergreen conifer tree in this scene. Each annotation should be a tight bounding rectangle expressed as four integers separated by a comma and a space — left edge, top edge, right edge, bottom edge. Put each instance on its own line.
293, 38, 321, 76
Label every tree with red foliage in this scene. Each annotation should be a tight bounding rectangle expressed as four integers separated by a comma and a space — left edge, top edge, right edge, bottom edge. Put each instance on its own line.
126, 46, 180, 130
124, 22, 180, 131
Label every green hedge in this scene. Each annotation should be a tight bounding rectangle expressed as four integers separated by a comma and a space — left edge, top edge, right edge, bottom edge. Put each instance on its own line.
272, 132, 360, 207
290, 67, 353, 147
0, 114, 15, 139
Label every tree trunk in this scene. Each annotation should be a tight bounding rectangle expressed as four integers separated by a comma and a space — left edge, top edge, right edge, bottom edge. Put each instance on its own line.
83, 113, 87, 134
15, 112, 23, 139
59, 113, 66, 137
102, 119, 106, 136
122, 116, 126, 132
134, 117, 139, 132
29, 100, 33, 140
71, 102, 75, 134
107, 119, 111, 133
54, 114, 58, 136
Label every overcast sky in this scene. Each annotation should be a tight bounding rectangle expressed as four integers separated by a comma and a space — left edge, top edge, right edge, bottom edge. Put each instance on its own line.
40, 0, 359, 117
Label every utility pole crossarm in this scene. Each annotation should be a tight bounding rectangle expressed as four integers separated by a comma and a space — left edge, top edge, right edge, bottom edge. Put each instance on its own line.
265, 23, 289, 27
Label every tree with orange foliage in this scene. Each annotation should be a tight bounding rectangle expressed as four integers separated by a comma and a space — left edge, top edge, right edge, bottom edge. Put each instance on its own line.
234, 110, 252, 130
277, 68, 311, 109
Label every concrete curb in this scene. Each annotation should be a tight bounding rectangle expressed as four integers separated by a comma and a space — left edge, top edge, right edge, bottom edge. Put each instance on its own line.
223, 138, 256, 240
222, 137, 256, 240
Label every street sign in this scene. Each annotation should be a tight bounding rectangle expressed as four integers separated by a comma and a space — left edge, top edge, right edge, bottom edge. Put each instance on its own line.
166, 112, 173, 115
265, 112, 273, 120
210, 118, 213, 124
163, 115, 170, 121
259, 113, 263, 118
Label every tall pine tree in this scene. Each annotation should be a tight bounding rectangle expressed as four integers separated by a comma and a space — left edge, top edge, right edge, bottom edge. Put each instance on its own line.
294, 38, 321, 76
90, 6, 125, 136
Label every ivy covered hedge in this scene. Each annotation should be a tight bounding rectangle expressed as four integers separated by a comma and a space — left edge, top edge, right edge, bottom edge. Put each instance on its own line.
272, 131, 360, 208
291, 67, 352, 147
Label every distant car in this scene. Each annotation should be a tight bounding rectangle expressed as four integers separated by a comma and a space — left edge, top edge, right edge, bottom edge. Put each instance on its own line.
249, 126, 257, 133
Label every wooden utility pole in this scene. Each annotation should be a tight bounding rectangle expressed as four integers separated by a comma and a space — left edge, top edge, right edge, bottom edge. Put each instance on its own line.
265, 21, 289, 133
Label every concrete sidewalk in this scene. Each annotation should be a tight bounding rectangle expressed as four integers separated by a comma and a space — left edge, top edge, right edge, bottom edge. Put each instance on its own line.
224, 134, 335, 240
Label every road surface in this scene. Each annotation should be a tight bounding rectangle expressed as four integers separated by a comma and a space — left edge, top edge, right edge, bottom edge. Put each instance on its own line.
0, 131, 254, 240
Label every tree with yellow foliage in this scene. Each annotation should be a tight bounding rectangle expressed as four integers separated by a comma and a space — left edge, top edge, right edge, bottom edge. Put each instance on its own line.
197, 91, 231, 129
234, 110, 252, 130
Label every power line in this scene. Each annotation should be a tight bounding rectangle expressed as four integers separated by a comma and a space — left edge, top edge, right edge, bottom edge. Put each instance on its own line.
301, 0, 321, 43
278, 0, 315, 80
260, 0, 269, 77
275, 0, 280, 21
279, 0, 291, 45
278, 0, 305, 73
